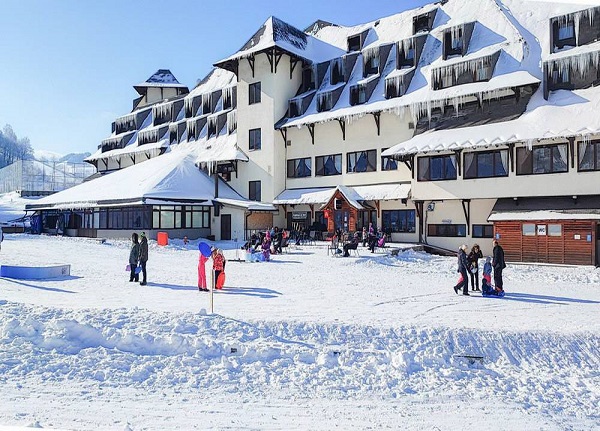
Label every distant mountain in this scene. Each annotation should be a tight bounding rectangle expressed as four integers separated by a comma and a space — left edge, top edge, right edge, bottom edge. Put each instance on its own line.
58, 152, 91, 163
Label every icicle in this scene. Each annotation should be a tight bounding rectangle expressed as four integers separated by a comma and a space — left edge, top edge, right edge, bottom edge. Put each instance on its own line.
526, 139, 534, 150
227, 110, 237, 134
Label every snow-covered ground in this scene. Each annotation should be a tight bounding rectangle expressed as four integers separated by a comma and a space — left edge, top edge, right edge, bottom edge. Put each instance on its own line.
0, 231, 599, 430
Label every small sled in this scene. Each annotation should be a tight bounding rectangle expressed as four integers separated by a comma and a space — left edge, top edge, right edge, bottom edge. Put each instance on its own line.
216, 272, 226, 289
482, 289, 505, 298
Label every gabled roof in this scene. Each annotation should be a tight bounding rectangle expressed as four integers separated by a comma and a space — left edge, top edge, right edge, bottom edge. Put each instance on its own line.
26, 150, 252, 211
273, 183, 411, 206
134, 69, 189, 94
215, 16, 345, 68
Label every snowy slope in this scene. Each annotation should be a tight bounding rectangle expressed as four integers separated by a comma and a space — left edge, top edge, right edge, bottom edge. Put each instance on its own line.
0, 233, 598, 430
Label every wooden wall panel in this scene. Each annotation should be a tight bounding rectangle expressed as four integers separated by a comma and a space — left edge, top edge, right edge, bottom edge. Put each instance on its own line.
494, 220, 595, 266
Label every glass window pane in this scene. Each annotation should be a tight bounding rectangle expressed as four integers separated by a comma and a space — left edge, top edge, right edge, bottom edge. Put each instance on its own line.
161, 210, 174, 229
552, 145, 567, 172
517, 148, 532, 174
533, 147, 551, 173
477, 153, 494, 177
522, 224, 536, 235
548, 224, 562, 236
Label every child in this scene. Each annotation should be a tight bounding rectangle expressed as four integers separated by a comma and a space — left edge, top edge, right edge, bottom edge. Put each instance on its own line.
212, 248, 226, 289
482, 256, 503, 296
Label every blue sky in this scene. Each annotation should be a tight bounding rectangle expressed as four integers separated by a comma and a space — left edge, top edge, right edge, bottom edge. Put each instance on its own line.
0, 0, 434, 156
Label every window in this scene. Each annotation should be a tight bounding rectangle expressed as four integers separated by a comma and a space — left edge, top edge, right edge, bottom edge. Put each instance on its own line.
472, 224, 494, 238
417, 155, 457, 181
551, 66, 570, 84
315, 154, 342, 176
317, 92, 334, 112
398, 43, 415, 68
464, 150, 508, 179
347, 150, 376, 173
428, 224, 466, 237
151, 205, 210, 229
364, 49, 380, 76
522, 224, 536, 236
578, 140, 600, 171
347, 34, 362, 52
548, 224, 562, 236
249, 128, 261, 151
517, 144, 568, 175
444, 27, 464, 59
381, 149, 398, 171
249, 82, 261, 105
331, 58, 344, 85
350, 84, 368, 105
558, 22, 575, 41
302, 67, 315, 92
382, 210, 416, 233
249, 181, 261, 201
413, 13, 432, 34
287, 158, 312, 178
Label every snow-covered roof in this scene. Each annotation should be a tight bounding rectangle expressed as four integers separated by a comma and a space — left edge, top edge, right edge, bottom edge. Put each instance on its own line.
215, 16, 345, 66
383, 86, 600, 156
85, 138, 167, 162
192, 133, 249, 166
273, 183, 411, 206
214, 198, 276, 211
489, 211, 600, 221
279, 0, 542, 128
273, 187, 336, 205
134, 69, 188, 90
26, 149, 253, 211
188, 68, 237, 98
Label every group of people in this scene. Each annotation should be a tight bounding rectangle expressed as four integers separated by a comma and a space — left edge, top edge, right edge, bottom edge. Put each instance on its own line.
128, 233, 226, 291
453, 240, 506, 296
243, 227, 290, 261
333, 223, 386, 257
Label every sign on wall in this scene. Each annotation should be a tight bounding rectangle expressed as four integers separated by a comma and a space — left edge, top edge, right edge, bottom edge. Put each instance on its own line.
291, 211, 308, 220
537, 225, 547, 236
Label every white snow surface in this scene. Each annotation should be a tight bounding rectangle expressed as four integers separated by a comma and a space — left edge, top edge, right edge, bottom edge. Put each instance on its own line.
0, 227, 599, 429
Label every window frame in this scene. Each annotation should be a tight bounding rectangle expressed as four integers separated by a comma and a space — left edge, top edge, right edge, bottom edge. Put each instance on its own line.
382, 210, 416, 234
248, 82, 261, 105
249, 180, 261, 202
249, 128, 261, 151
287, 157, 312, 178
315, 154, 342, 177
381, 148, 399, 171
516, 143, 568, 176
472, 224, 494, 238
347, 150, 377, 173
463, 149, 508, 179
578, 140, 600, 172
417, 154, 457, 181
427, 224, 466, 237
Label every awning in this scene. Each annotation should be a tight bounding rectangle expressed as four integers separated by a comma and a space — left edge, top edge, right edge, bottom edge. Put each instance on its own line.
273, 183, 410, 206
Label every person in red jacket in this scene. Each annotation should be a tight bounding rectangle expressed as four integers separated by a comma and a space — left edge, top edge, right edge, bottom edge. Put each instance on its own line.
212, 248, 226, 289
198, 251, 209, 292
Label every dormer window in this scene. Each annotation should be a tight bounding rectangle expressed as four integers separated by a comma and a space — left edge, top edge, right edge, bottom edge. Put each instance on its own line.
316, 92, 334, 112
347, 29, 369, 52
330, 58, 344, 85
350, 84, 367, 105
443, 23, 474, 60
552, 18, 576, 50
413, 10, 436, 34
348, 35, 361, 52
398, 41, 416, 69
363, 48, 380, 77
551, 65, 570, 85
302, 66, 316, 92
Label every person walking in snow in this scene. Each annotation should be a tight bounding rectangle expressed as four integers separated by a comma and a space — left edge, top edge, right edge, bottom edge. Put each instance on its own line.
198, 248, 209, 292
129, 233, 140, 283
138, 233, 148, 285
468, 244, 483, 291
492, 240, 506, 292
453, 244, 470, 296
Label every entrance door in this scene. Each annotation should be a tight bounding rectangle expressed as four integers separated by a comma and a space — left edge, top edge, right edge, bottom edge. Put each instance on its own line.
221, 214, 231, 240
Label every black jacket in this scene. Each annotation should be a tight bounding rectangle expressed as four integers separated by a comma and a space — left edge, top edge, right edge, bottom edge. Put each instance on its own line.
468, 250, 483, 266
457, 249, 469, 273
492, 245, 506, 270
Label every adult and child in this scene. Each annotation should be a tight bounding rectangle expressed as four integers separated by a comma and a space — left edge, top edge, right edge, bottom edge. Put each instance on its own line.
128, 232, 148, 285
453, 240, 506, 296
